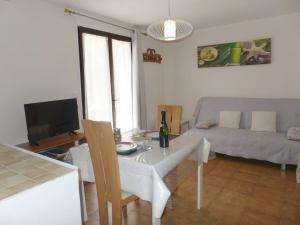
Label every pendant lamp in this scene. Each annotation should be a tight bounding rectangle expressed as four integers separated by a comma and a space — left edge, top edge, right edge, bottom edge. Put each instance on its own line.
147, 0, 193, 41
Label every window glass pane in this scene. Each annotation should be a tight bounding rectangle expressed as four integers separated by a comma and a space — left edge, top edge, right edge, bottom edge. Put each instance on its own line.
82, 33, 113, 122
112, 39, 133, 132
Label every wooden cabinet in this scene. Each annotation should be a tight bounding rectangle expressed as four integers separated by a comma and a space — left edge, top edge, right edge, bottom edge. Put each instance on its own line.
0, 145, 82, 225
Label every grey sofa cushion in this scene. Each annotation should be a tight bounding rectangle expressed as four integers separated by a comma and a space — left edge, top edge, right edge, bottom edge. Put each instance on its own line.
187, 127, 300, 165
219, 111, 241, 128
195, 120, 215, 129
287, 127, 300, 141
251, 111, 277, 132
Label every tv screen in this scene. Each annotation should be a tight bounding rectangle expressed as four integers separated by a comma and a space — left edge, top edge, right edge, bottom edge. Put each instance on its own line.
24, 98, 79, 144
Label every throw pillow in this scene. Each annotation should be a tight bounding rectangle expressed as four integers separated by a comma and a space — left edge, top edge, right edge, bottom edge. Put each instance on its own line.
219, 111, 241, 129
195, 120, 215, 129
287, 127, 300, 141
251, 111, 276, 132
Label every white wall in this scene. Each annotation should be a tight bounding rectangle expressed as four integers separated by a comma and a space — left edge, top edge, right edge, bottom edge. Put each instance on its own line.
141, 35, 164, 130
3, 0, 297, 141
0, 0, 133, 144
163, 13, 300, 122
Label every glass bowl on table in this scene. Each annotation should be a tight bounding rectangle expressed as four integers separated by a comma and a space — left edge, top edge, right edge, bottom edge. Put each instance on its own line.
113, 128, 121, 143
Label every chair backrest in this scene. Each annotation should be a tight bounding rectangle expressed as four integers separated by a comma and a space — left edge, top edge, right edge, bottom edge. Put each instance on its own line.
157, 105, 182, 134
82, 120, 122, 225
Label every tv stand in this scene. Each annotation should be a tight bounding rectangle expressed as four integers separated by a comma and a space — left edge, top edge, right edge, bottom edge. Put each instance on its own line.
68, 131, 77, 136
17, 132, 85, 153
29, 141, 39, 147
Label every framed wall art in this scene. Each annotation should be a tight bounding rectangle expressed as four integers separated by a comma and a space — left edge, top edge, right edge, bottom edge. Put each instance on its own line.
197, 38, 271, 68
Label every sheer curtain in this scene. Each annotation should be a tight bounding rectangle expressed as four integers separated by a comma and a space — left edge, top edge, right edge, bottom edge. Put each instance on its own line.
83, 33, 113, 122
132, 29, 147, 129
112, 39, 133, 132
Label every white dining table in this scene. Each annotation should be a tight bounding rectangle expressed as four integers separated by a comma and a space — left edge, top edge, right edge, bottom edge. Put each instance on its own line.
70, 131, 211, 225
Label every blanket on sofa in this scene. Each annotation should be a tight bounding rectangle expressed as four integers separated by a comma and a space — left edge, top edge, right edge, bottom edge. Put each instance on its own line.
186, 127, 300, 165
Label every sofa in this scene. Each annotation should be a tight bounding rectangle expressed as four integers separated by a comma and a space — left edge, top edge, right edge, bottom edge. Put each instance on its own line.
188, 97, 300, 168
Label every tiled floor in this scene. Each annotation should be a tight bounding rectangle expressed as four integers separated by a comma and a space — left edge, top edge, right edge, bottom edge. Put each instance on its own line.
84, 155, 300, 225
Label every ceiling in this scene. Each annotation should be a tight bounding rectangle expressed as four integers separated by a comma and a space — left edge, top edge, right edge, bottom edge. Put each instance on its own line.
47, 0, 300, 29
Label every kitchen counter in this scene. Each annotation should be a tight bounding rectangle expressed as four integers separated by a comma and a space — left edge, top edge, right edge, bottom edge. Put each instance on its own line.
0, 144, 82, 225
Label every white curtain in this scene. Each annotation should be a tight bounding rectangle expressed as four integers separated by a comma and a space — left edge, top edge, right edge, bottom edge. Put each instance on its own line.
112, 39, 133, 132
82, 33, 113, 122
132, 29, 147, 129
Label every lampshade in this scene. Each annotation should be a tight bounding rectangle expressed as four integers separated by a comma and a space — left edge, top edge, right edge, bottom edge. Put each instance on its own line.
164, 19, 176, 41
147, 19, 193, 41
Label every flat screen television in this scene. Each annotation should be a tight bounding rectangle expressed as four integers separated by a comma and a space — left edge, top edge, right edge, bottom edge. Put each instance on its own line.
24, 98, 79, 145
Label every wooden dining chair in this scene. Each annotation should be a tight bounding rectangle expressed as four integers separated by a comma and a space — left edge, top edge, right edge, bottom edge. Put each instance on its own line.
82, 120, 137, 225
157, 104, 183, 134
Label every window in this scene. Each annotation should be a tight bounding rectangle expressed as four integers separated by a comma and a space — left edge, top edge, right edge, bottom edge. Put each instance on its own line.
78, 27, 134, 132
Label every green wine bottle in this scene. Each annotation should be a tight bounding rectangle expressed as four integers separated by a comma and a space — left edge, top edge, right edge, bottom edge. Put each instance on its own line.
159, 111, 169, 148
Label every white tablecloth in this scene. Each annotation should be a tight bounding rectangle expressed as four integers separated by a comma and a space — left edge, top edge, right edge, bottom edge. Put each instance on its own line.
70, 133, 210, 225
69, 145, 95, 182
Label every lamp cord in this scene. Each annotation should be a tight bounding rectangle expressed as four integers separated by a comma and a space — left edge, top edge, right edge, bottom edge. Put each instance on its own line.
168, 0, 171, 18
